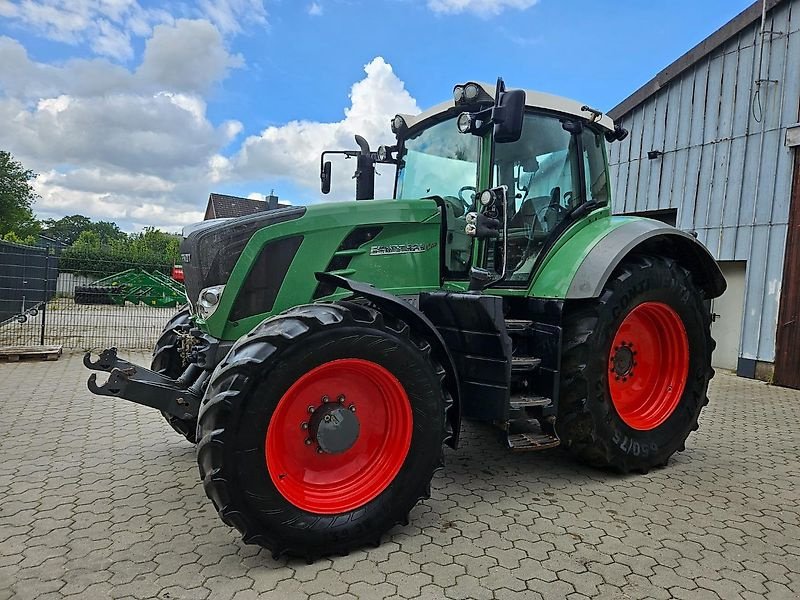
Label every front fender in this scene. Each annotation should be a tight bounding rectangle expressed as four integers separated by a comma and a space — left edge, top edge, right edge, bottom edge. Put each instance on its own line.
315, 273, 462, 449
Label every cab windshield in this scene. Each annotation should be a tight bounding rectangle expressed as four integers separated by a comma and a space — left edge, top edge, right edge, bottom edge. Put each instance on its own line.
396, 116, 481, 276
396, 117, 480, 201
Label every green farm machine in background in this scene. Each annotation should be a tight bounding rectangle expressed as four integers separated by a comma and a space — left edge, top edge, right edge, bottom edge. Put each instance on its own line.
85, 79, 726, 559
75, 268, 185, 308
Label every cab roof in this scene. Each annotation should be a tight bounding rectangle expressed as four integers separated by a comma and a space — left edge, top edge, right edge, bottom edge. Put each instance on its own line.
398, 82, 616, 133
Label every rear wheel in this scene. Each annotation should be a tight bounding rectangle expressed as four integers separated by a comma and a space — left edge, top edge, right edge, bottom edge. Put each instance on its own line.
196, 302, 449, 559
557, 255, 714, 472
151, 307, 197, 442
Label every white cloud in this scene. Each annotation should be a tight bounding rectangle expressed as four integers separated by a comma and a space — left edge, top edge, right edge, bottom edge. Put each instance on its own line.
0, 0, 266, 60
1, 0, 424, 230
0, 18, 245, 232
0, 20, 242, 99
0, 0, 173, 60
33, 169, 207, 233
427, 0, 538, 17
232, 57, 419, 200
199, 0, 268, 35
136, 19, 244, 93
308, 2, 323, 16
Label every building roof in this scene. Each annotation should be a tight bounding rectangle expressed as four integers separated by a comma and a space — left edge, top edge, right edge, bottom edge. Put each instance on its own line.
400, 82, 616, 133
609, 0, 787, 120
205, 193, 289, 220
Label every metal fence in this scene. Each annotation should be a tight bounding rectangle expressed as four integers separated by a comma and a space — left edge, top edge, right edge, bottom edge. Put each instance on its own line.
0, 242, 186, 350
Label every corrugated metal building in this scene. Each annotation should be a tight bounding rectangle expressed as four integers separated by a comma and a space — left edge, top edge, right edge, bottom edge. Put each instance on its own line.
608, 0, 800, 387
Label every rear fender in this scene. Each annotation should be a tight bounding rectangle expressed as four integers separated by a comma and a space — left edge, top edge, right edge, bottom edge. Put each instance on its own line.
315, 273, 462, 448
566, 219, 727, 300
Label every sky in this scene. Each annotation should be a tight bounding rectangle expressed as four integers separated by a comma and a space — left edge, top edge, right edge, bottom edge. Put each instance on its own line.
0, 0, 755, 233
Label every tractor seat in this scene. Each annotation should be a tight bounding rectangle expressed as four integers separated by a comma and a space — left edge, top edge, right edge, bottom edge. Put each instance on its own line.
510, 196, 549, 231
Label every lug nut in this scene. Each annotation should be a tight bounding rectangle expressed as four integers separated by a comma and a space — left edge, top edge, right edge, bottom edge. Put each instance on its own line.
307, 406, 315, 413
322, 395, 329, 403
300, 422, 308, 430
317, 448, 324, 454
337, 394, 345, 404
304, 438, 313, 445
349, 404, 356, 413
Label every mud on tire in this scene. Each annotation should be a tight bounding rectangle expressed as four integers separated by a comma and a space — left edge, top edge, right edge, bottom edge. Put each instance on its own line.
196, 301, 450, 560
557, 255, 714, 473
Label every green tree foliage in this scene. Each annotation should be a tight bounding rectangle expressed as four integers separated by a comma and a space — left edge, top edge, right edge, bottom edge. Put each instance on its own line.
42, 214, 125, 245
0, 231, 39, 246
60, 227, 181, 277
0, 151, 41, 238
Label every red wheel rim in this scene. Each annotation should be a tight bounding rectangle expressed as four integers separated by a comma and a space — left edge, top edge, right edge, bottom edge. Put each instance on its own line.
265, 358, 412, 514
608, 302, 689, 431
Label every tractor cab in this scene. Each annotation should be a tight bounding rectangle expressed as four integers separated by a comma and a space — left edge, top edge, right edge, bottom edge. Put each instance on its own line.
321, 79, 628, 292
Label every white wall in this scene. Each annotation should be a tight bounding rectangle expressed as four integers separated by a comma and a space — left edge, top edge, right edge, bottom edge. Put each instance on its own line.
711, 262, 747, 371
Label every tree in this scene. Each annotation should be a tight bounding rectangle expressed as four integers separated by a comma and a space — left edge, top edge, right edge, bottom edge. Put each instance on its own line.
0, 151, 41, 238
42, 215, 127, 245
90, 220, 126, 244
41, 215, 91, 245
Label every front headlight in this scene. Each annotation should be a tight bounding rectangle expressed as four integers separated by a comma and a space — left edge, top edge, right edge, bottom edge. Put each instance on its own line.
197, 285, 225, 319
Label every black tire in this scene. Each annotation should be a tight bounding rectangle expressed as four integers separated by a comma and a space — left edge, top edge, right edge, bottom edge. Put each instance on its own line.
74, 286, 90, 305
557, 255, 714, 473
196, 302, 449, 560
151, 307, 197, 443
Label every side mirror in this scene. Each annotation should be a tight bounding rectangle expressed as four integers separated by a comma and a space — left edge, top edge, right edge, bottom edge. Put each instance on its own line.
321, 161, 332, 194
494, 89, 525, 144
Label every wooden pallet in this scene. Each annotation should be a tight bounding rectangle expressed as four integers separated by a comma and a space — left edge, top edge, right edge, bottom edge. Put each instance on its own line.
0, 345, 63, 362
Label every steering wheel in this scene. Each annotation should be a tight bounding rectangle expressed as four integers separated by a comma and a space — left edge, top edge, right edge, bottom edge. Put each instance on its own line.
458, 186, 477, 209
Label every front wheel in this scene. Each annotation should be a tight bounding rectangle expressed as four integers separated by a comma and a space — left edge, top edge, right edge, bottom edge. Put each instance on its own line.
196, 302, 449, 559
557, 255, 714, 473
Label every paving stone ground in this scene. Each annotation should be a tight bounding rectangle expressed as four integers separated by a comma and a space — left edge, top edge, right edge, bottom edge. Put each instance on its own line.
1, 352, 799, 600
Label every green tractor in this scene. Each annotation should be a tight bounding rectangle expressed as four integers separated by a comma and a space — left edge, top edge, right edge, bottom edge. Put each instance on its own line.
85, 79, 725, 559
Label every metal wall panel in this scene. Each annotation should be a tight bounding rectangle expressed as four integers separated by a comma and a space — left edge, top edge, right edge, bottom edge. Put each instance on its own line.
608, 0, 799, 362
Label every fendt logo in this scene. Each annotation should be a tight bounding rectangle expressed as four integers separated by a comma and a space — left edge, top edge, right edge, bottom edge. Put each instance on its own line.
369, 243, 437, 256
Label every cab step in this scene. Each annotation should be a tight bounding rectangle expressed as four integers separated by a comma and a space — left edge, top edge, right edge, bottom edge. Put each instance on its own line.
505, 318, 535, 333
507, 430, 561, 452
509, 395, 552, 410
504, 416, 561, 452
511, 356, 542, 372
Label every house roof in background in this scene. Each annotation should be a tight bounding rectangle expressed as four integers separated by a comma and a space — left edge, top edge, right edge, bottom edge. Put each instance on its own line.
609, 0, 787, 119
206, 193, 289, 219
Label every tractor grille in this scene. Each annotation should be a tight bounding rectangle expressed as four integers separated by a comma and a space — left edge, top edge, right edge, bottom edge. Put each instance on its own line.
180, 207, 306, 310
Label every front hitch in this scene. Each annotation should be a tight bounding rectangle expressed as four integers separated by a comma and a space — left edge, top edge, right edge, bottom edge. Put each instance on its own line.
84, 347, 204, 422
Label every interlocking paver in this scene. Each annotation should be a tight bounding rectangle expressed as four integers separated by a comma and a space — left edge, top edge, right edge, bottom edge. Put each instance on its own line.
1, 354, 799, 599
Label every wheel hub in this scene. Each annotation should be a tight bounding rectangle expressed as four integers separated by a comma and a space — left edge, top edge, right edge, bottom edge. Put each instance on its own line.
308, 402, 360, 454
611, 342, 636, 379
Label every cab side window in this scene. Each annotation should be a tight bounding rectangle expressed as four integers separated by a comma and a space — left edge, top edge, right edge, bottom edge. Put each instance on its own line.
582, 128, 609, 205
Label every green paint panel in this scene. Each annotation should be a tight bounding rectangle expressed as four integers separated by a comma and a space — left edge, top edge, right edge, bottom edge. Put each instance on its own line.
200, 199, 442, 340
528, 212, 639, 298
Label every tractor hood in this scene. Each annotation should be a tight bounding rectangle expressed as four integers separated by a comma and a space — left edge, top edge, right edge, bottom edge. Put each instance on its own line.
180, 207, 306, 313
184, 199, 444, 340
